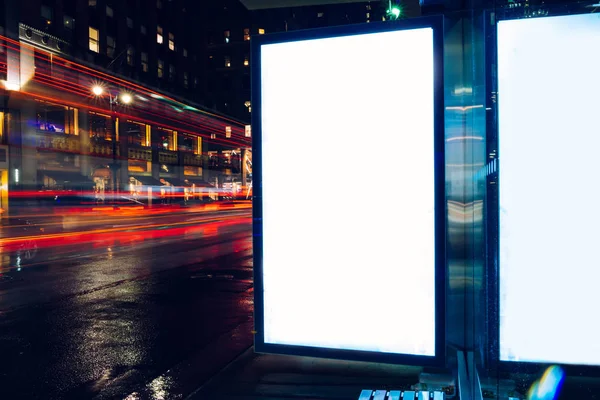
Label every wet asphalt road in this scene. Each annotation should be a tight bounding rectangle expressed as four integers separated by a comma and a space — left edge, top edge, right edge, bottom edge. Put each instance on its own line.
0, 210, 254, 400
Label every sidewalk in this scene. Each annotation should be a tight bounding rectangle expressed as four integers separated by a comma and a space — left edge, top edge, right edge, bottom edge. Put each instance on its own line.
187, 347, 432, 400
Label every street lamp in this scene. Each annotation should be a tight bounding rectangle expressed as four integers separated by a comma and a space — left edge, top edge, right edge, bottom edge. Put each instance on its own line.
92, 85, 104, 96
120, 93, 133, 104
91, 85, 133, 205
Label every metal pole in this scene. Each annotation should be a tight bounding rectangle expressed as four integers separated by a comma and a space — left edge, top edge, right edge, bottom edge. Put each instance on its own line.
110, 95, 118, 205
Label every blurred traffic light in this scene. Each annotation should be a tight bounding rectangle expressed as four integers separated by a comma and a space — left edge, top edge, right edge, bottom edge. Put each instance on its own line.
386, 1, 403, 20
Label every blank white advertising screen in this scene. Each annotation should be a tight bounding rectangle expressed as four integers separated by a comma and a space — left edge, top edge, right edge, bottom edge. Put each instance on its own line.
498, 14, 600, 365
259, 27, 437, 357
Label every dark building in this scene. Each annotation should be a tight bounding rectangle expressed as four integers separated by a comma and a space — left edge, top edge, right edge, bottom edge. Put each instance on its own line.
1, 0, 424, 121
2, 0, 206, 111
202, 0, 421, 120
0, 0, 253, 214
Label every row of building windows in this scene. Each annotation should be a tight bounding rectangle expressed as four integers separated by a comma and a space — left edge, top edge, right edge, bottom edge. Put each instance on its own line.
88, 28, 195, 86
34, 100, 212, 153
220, 55, 250, 68
88, 25, 185, 55
221, 28, 265, 44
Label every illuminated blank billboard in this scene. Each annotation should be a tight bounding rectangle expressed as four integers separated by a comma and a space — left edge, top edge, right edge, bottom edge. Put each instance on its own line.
498, 13, 600, 365
252, 18, 444, 364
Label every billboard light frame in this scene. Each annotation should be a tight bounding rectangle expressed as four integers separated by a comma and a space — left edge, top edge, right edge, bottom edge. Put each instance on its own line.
486, 6, 600, 376
251, 15, 446, 367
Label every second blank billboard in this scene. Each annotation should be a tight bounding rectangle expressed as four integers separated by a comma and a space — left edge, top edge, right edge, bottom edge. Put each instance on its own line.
498, 13, 600, 366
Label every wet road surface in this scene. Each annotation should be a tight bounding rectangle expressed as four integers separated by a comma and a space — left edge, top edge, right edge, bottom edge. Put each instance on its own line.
0, 209, 254, 399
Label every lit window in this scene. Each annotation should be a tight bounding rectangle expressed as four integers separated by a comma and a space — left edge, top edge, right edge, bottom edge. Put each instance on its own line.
89, 27, 99, 53
157, 26, 163, 44
158, 127, 176, 151
245, 125, 251, 137
41, 5, 53, 23
224, 30, 230, 43
225, 126, 231, 138
141, 25, 147, 35
366, 12, 370, 18
127, 17, 133, 28
106, 5, 114, 17
244, 28, 250, 41
258, 28, 265, 35
107, 36, 116, 58
243, 56, 249, 66
183, 72, 189, 88
127, 45, 134, 66
141, 52, 148, 72
225, 56, 231, 68
158, 59, 164, 78
64, 15, 74, 29
88, 0, 97, 6
183, 48, 188, 57
317, 12, 324, 18
168, 33, 175, 51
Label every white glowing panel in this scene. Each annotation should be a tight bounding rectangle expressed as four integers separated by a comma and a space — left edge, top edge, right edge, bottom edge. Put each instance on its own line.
498, 14, 600, 365
260, 28, 436, 356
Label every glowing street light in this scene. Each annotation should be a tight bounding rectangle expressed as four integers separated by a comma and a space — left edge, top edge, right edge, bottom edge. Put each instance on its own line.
92, 85, 104, 96
2, 80, 21, 91
120, 93, 133, 104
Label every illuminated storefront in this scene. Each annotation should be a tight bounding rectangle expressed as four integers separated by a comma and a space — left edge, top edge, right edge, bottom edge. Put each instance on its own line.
0, 31, 251, 211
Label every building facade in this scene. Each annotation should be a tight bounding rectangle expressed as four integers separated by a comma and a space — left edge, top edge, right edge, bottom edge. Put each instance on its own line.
0, 29, 251, 214
203, 0, 423, 120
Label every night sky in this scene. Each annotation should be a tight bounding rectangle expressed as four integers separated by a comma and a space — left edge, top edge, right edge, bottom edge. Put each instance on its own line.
240, 0, 369, 10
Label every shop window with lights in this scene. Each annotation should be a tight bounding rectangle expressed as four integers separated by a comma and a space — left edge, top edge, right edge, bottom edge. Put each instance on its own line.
157, 25, 164, 44
158, 59, 164, 78
244, 28, 250, 41
35, 100, 78, 135
168, 33, 175, 51
123, 120, 149, 147
158, 127, 177, 151
89, 27, 99, 53
208, 151, 219, 168
224, 30, 230, 43
107, 36, 116, 58
180, 134, 201, 154
89, 111, 113, 141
